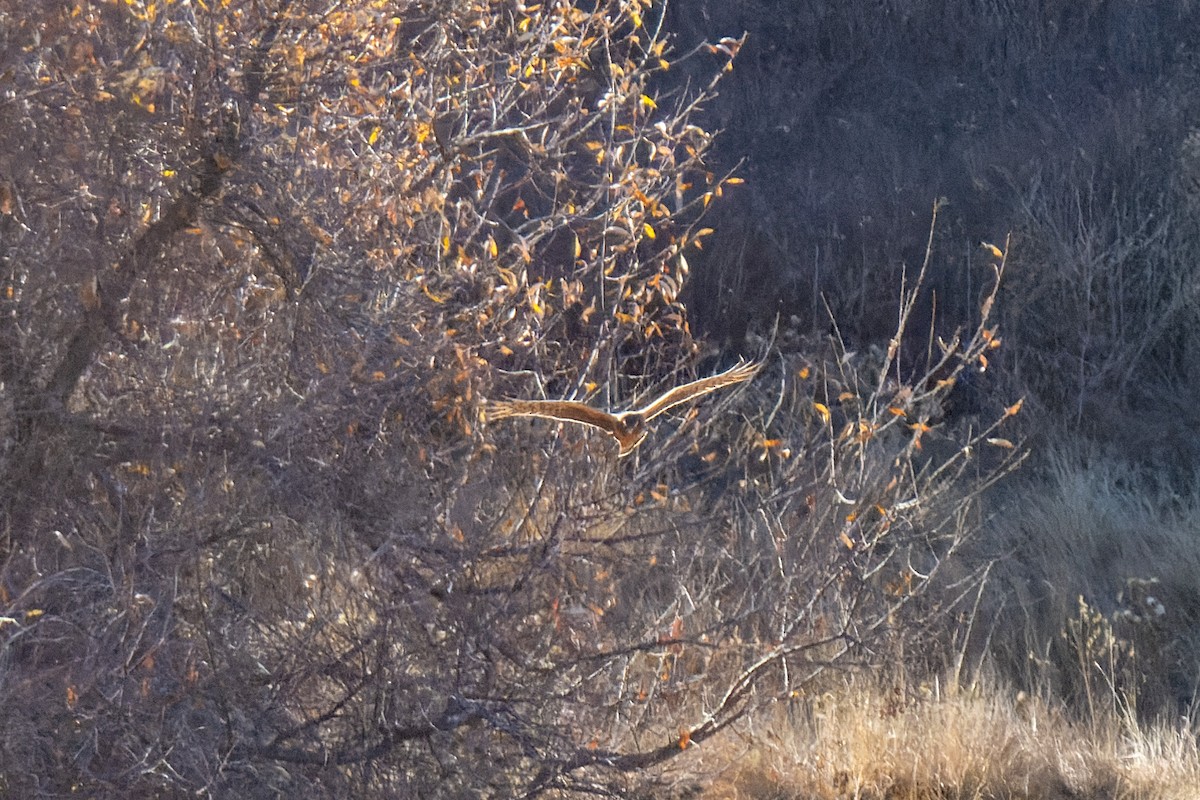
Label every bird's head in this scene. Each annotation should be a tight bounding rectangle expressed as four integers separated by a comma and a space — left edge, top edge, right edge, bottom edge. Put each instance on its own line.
613, 412, 648, 457
617, 412, 646, 435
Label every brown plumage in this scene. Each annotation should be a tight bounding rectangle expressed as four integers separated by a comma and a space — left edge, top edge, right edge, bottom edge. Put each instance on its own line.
486, 359, 762, 457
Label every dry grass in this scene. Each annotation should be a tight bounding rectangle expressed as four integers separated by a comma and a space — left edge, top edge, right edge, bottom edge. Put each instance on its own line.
680, 675, 1200, 800
975, 439, 1200, 720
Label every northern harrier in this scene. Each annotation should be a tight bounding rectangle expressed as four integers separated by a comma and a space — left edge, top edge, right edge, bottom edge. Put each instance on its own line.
486, 359, 762, 457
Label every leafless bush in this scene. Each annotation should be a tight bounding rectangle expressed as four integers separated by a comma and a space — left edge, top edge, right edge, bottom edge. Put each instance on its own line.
1007, 164, 1200, 438
0, 1, 1020, 796
465, 212, 1021, 792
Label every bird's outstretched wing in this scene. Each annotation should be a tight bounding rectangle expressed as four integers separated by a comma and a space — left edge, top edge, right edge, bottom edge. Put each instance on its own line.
634, 359, 762, 422
485, 398, 622, 436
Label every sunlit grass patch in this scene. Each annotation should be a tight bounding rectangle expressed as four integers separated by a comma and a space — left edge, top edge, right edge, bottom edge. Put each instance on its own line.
685, 674, 1200, 800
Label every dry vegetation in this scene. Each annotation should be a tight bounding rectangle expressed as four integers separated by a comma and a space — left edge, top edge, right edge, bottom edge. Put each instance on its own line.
692, 675, 1200, 800
1, 1, 1199, 798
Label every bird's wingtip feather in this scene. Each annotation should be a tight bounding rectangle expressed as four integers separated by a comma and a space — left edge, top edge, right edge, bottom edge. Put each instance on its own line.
484, 399, 515, 421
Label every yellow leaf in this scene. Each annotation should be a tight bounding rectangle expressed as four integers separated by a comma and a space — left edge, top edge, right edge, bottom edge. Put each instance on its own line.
839, 531, 855, 550
643, 222, 656, 239
813, 402, 831, 424
496, 266, 519, 292
981, 241, 1004, 259
422, 284, 449, 303
725, 176, 744, 184
639, 94, 657, 110
368, 125, 381, 145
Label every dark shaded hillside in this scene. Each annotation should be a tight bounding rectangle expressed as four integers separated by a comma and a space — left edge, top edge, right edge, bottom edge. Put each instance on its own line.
666, 1, 1200, 447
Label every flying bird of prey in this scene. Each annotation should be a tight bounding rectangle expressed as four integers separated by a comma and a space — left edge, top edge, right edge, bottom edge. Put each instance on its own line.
486, 359, 762, 457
